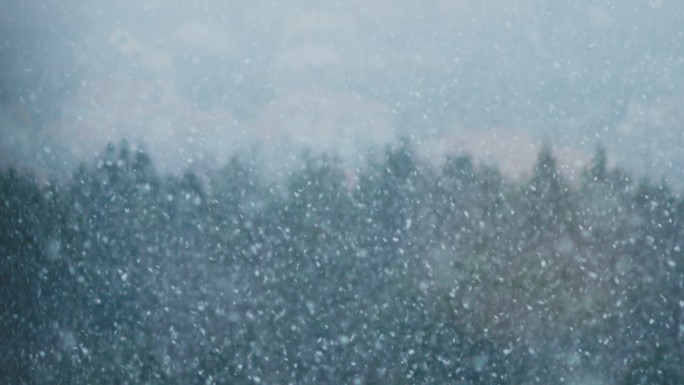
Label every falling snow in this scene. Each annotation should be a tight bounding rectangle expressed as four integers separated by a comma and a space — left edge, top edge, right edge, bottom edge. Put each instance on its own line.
2, 1, 684, 384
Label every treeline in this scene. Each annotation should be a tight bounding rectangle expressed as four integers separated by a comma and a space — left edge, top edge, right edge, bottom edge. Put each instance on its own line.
1, 141, 683, 384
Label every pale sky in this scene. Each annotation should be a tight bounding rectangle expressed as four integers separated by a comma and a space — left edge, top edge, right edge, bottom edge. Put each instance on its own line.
1, 0, 683, 182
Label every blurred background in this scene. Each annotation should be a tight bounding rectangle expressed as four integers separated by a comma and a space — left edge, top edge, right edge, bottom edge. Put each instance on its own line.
1, 0, 683, 183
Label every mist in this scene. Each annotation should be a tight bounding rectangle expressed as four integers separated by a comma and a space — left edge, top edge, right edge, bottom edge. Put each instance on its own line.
1, 0, 683, 181
3, 2, 684, 384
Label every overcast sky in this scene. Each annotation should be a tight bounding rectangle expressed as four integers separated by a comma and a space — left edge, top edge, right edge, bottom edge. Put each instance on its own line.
1, 0, 683, 181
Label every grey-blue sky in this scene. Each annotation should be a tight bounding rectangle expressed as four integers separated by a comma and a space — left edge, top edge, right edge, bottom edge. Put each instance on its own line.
1, 0, 683, 181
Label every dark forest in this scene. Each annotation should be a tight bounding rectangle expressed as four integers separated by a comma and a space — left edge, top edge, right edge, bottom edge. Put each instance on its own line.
2, 141, 683, 384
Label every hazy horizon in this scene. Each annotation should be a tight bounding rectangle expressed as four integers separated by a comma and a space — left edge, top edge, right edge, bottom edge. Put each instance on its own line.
1, 0, 683, 183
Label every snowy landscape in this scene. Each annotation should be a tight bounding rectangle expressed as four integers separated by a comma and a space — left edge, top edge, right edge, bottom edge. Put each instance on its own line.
1, 1, 684, 384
